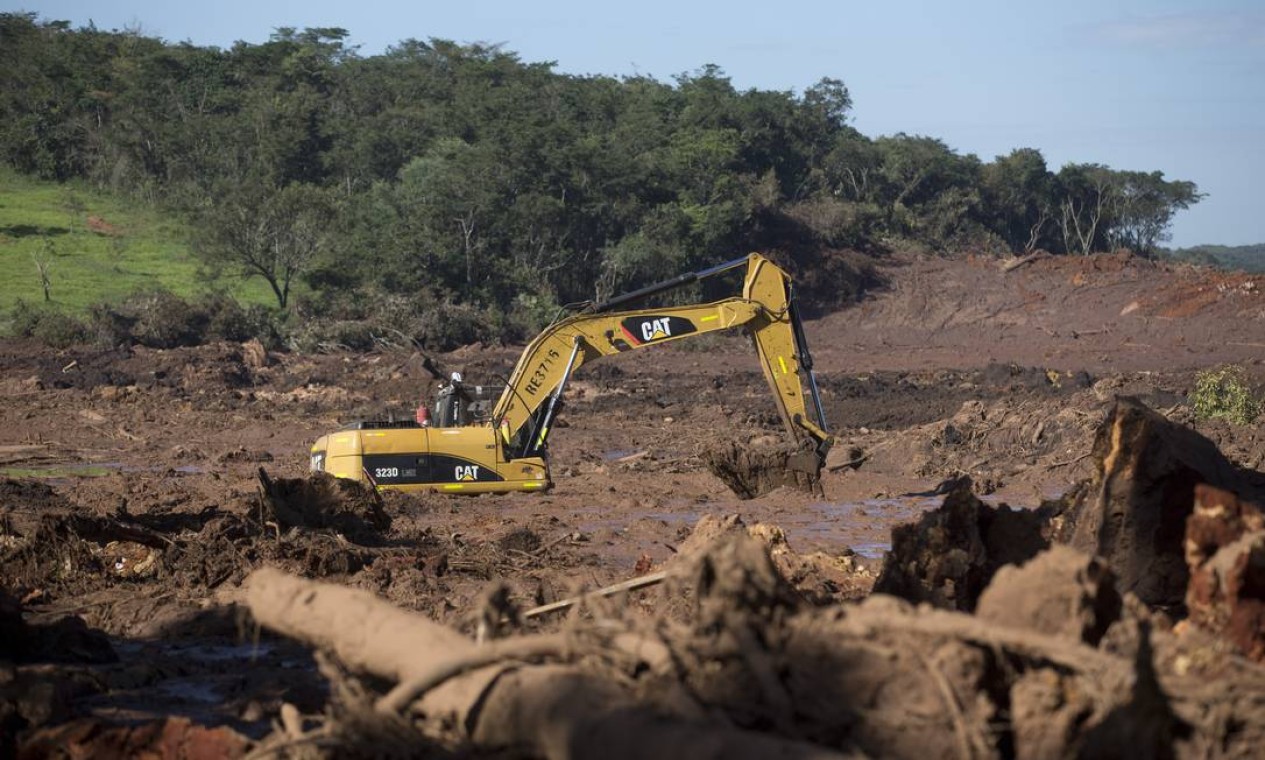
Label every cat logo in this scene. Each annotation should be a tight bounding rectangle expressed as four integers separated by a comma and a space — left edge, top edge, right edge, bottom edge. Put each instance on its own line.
455, 465, 480, 481
619, 315, 696, 347
640, 317, 672, 342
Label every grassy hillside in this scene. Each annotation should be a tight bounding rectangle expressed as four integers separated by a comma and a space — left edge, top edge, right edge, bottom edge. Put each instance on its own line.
0, 168, 273, 313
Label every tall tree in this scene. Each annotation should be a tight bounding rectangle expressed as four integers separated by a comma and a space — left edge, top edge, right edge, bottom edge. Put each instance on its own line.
193, 182, 337, 308
874, 135, 983, 247
1056, 164, 1117, 255
1106, 171, 1202, 254
981, 148, 1055, 253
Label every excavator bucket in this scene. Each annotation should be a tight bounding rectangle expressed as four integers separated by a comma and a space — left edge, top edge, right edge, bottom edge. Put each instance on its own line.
704, 437, 825, 500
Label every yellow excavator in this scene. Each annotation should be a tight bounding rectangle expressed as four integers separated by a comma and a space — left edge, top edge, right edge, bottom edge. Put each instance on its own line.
309, 252, 833, 493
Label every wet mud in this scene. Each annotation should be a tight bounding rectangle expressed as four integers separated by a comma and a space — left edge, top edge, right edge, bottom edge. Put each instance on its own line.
3, 251, 1265, 756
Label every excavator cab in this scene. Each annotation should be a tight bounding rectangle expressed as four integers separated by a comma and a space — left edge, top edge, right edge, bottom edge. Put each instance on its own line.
432, 373, 465, 427
431, 374, 503, 428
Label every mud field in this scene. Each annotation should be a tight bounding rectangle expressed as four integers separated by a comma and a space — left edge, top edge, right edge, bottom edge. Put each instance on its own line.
3, 252, 1265, 758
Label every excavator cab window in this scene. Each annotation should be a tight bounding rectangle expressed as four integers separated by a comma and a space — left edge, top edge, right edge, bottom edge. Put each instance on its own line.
431, 373, 505, 428
433, 383, 465, 427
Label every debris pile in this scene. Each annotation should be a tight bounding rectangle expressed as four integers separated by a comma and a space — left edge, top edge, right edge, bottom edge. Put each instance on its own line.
872, 477, 1049, 610
1185, 484, 1265, 661
257, 468, 392, 544
240, 521, 1265, 759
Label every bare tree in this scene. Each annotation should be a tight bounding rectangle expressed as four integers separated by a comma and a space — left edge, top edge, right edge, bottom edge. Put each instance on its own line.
1058, 167, 1116, 256
193, 183, 336, 309
1025, 205, 1052, 254
33, 255, 51, 302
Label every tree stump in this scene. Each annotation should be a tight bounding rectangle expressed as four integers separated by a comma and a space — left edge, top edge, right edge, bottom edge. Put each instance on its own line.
1064, 397, 1263, 607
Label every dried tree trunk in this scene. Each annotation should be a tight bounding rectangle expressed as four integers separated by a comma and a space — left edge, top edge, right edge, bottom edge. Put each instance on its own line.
1064, 397, 1263, 606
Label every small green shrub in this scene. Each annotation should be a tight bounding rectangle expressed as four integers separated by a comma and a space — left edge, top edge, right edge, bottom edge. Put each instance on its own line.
1192, 365, 1261, 424
9, 299, 43, 337
288, 286, 502, 352
9, 300, 90, 348
503, 292, 562, 342
31, 311, 90, 348
288, 320, 379, 353
201, 294, 283, 349
80, 291, 285, 350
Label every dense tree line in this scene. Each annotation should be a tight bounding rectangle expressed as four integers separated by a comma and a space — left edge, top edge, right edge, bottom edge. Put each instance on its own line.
1161, 244, 1265, 274
1, 14, 1203, 340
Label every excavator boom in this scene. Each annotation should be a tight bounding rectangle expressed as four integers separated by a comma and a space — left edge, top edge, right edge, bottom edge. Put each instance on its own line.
493, 253, 830, 459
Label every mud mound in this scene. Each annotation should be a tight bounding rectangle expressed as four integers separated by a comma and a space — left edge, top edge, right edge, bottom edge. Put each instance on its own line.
1064, 396, 1265, 607
257, 469, 391, 545
0, 478, 72, 509
648, 515, 873, 621
747, 524, 877, 604
689, 526, 799, 625
977, 546, 1122, 646
0, 479, 77, 540
872, 477, 1050, 611
1185, 485, 1265, 661
36, 348, 137, 391
704, 438, 821, 499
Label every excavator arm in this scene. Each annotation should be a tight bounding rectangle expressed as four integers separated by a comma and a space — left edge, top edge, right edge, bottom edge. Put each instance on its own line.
492, 253, 832, 464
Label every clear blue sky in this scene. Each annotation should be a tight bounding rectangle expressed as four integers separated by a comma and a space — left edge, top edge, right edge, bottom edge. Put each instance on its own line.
12, 0, 1265, 248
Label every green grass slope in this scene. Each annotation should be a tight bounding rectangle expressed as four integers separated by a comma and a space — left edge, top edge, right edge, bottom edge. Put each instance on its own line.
0, 168, 273, 313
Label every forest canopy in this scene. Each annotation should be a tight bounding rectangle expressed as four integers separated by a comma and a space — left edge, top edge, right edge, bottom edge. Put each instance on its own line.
1, 14, 1203, 342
